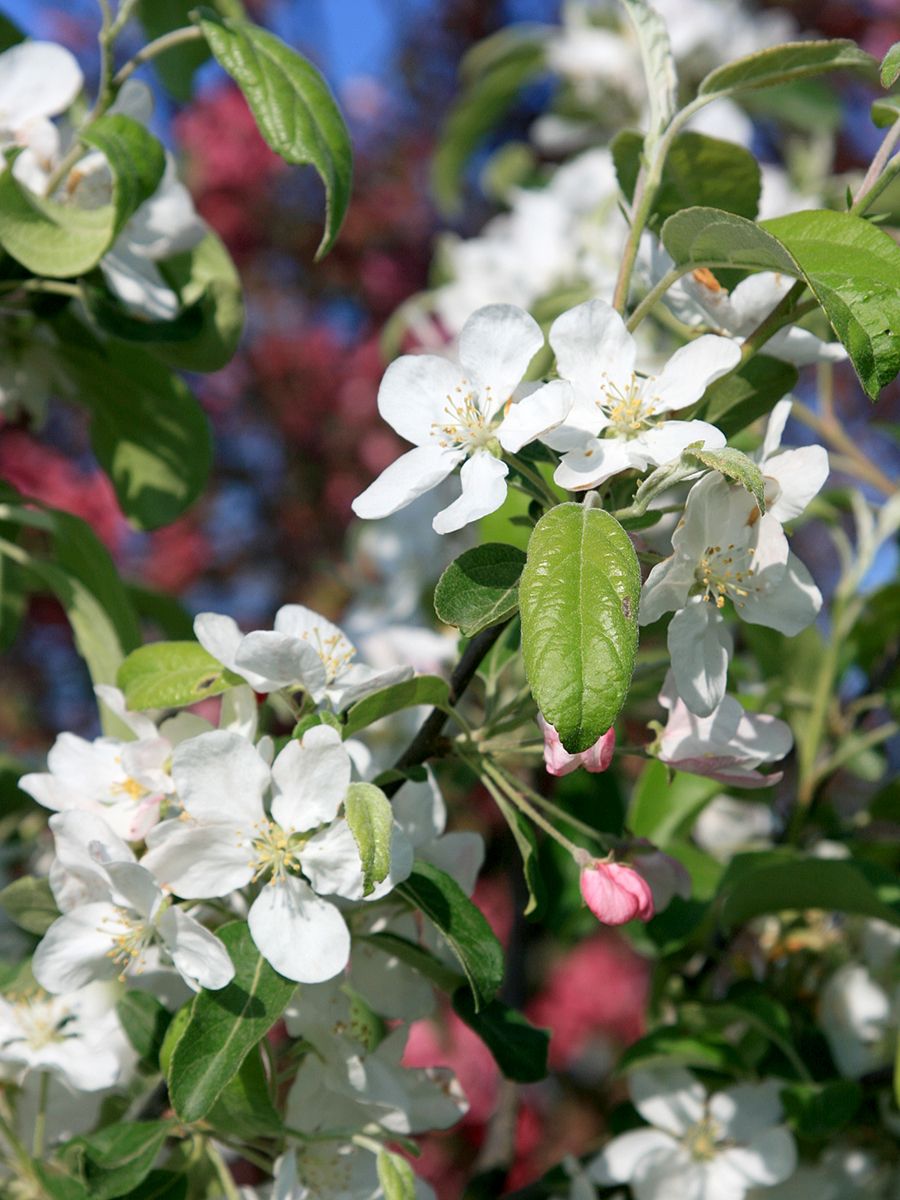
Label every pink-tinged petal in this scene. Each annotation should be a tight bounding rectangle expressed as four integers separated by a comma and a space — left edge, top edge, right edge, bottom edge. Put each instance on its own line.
248, 876, 350, 983
351, 444, 459, 521
432, 451, 509, 534
234, 630, 327, 696
651, 334, 741, 412
667, 601, 732, 717
580, 861, 654, 925
538, 715, 615, 776
496, 379, 574, 453
630, 847, 692, 912
171, 730, 269, 827
554, 437, 638, 491
549, 299, 636, 408
377, 353, 469, 445
157, 906, 234, 990
458, 304, 543, 406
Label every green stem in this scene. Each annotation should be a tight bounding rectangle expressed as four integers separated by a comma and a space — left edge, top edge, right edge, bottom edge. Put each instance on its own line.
626, 263, 694, 331
113, 25, 207, 88
0, 1109, 40, 1191
492, 761, 614, 848
506, 454, 559, 510
850, 116, 900, 215
737, 281, 809, 364
32, 1072, 49, 1160
810, 721, 899, 788
206, 1140, 242, 1200
478, 757, 586, 861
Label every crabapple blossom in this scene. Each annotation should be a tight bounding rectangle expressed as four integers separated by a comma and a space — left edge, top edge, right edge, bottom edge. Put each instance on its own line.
820, 962, 898, 1080
580, 860, 655, 926
351, 304, 573, 533
538, 714, 615, 776
589, 1067, 798, 1200
640, 471, 822, 714
0, 41, 82, 173
542, 298, 740, 490
33, 811, 234, 995
655, 670, 793, 787
142, 726, 413, 983
754, 398, 830, 523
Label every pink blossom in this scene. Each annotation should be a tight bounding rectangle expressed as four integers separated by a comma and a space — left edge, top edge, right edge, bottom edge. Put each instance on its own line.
580, 861, 655, 926
538, 715, 615, 777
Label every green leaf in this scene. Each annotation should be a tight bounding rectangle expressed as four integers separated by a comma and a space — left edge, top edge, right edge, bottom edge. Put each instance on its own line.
137, 0, 210, 101
519, 503, 640, 754
780, 1081, 861, 1140
341, 676, 451, 738
618, 0, 677, 141
434, 543, 526, 637
0, 875, 60, 935
344, 782, 393, 897
195, 10, 352, 259
154, 231, 244, 371
0, 116, 164, 278
700, 355, 799, 438
80, 283, 206, 345
0, 546, 26, 652
127, 586, 195, 640
661, 207, 797, 274
613, 131, 761, 228
126, 1173, 187, 1200
718, 854, 900, 930
452, 990, 549, 1082
698, 39, 877, 98
397, 862, 504, 1012
682, 445, 766, 513
377, 1150, 417, 1200
64, 1121, 174, 1200
490, 789, 545, 918
881, 41, 900, 88
116, 991, 172, 1066
57, 334, 212, 529
872, 94, 900, 129
432, 26, 548, 216
118, 641, 243, 710
205, 1046, 283, 1139
618, 1027, 746, 1075
0, 14, 24, 51
167, 921, 295, 1123
629, 761, 720, 847
762, 208, 900, 398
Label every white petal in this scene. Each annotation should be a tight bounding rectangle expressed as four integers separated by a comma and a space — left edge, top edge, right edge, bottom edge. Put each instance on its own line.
141, 820, 253, 898
550, 299, 636, 408
629, 1067, 706, 1135
248, 877, 350, 983
457, 304, 543, 405
32, 906, 120, 993
328, 663, 414, 711
639, 557, 696, 626
234, 631, 327, 695
497, 379, 574, 453
0, 42, 83, 126
392, 773, 446, 846
193, 612, 265, 686
763, 445, 829, 523
93, 685, 158, 741
377, 353, 468, 445
171, 730, 269, 827
104, 861, 161, 919
300, 821, 365, 898
720, 1128, 797, 1186
218, 685, 259, 739
271, 734, 351, 832
352, 444, 459, 520
101, 247, 180, 321
158, 906, 234, 990
709, 1079, 784, 1141
418, 831, 485, 897
651, 335, 741, 412
554, 437, 638, 491
668, 601, 732, 717
765, 326, 847, 366
589, 1129, 679, 1184
760, 398, 792, 461
741, 551, 821, 635
637, 419, 725, 466
432, 451, 509, 534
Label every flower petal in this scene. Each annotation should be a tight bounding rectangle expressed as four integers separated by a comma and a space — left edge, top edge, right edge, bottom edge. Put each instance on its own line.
721, 1128, 797, 1187
550, 299, 636, 409
457, 304, 543, 405
637, 419, 725, 467
352, 444, 459, 521
741, 551, 821, 635
629, 1067, 706, 1136
271, 729, 351, 832
377, 353, 469, 445
0, 42, 83, 127
141, 819, 253, 898
588, 1129, 678, 1185
157, 906, 234, 990
432, 451, 509, 534
171, 730, 269, 827
234, 631, 327, 696
496, 379, 573, 453
33, 905, 121, 993
763, 445, 829, 524
248, 876, 350, 983
651, 335, 741, 412
554, 437, 638, 491
668, 600, 732, 717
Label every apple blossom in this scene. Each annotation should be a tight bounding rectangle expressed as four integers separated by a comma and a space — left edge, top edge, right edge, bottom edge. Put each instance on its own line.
589, 1067, 798, 1200
754, 398, 830, 523
580, 860, 655, 926
820, 963, 898, 1080
543, 298, 740, 491
692, 795, 777, 861
0, 41, 82, 172
351, 304, 573, 533
538, 714, 615, 776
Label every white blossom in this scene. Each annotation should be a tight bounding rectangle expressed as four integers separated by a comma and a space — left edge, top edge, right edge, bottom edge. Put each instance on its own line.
692, 796, 777, 861
820, 963, 898, 1080
0, 41, 82, 172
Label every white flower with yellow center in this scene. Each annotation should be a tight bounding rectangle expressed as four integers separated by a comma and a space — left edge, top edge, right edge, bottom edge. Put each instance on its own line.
32, 811, 234, 995
141, 727, 413, 983
351, 304, 573, 534
543, 298, 740, 491
589, 1067, 797, 1200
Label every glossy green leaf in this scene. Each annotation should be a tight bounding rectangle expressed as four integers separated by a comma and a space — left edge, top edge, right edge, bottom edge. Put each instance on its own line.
432, 26, 548, 215
618, 0, 677, 140
137, 0, 210, 101
520, 503, 640, 754
82, 115, 167, 239
344, 782, 393, 897
397, 862, 504, 1012
196, 10, 352, 258
700, 355, 798, 438
618, 1027, 746, 1075
57, 334, 212, 529
0, 875, 59, 935
698, 39, 877, 98
781, 1081, 861, 1139
613, 131, 761, 228
452, 990, 550, 1082
661, 206, 797, 274
682, 445, 766, 513
377, 1150, 416, 1200
205, 1047, 283, 1139
64, 1121, 174, 1200
118, 641, 243, 710
341, 675, 451, 738
762, 208, 900, 398
154, 231, 244, 371
629, 761, 721, 847
434, 543, 526, 637
168, 921, 296, 1122
881, 41, 900, 88
116, 991, 172, 1066
80, 284, 205, 345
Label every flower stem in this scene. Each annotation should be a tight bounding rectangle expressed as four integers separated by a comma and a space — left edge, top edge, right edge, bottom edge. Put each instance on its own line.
478, 757, 586, 860
32, 1072, 49, 1160
113, 26, 207, 88
491, 760, 614, 848
850, 115, 900, 216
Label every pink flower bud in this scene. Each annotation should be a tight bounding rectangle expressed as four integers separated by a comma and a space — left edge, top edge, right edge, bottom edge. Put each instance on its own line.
538, 716, 616, 777
580, 861, 655, 926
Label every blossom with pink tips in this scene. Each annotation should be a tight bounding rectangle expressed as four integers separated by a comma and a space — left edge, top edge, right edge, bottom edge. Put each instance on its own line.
538, 715, 616, 776
580, 860, 655, 926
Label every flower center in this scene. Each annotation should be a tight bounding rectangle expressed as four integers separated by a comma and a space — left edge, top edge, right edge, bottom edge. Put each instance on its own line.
113, 776, 149, 801
432, 382, 495, 452
7, 992, 74, 1051
250, 819, 303, 884
695, 543, 759, 609
601, 373, 658, 437
301, 628, 356, 682
103, 908, 155, 978
684, 1117, 720, 1162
